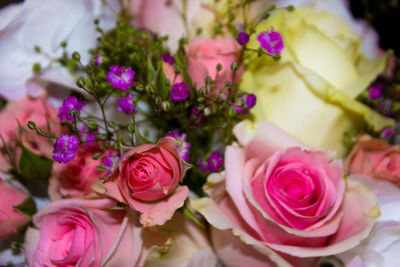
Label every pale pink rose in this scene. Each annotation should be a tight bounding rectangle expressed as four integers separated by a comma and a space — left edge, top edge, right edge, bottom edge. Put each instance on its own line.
186, 36, 243, 94
24, 197, 143, 267
192, 121, 379, 266
0, 178, 30, 240
99, 137, 190, 227
48, 147, 112, 200
345, 135, 400, 185
0, 96, 61, 172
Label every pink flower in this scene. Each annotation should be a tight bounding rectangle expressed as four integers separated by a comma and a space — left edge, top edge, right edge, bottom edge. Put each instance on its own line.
192, 121, 379, 266
0, 178, 30, 240
48, 147, 111, 200
24, 198, 144, 267
345, 135, 400, 185
99, 138, 190, 227
0, 96, 61, 172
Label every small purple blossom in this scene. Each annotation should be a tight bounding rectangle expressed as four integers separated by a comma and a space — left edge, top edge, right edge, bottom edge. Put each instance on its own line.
95, 55, 103, 66
163, 52, 175, 65
165, 129, 191, 161
171, 82, 190, 102
53, 135, 79, 163
106, 65, 135, 90
103, 152, 120, 173
235, 23, 245, 32
199, 150, 223, 172
381, 127, 394, 139
379, 100, 392, 117
369, 83, 383, 100
245, 94, 256, 109
189, 107, 205, 126
257, 29, 284, 55
79, 125, 97, 147
58, 96, 86, 121
117, 93, 136, 115
237, 32, 249, 45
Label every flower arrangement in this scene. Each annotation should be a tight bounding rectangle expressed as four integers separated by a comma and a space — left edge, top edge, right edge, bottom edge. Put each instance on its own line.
0, 0, 399, 266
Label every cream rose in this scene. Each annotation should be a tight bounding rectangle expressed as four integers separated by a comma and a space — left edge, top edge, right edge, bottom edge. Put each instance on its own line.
241, 8, 393, 155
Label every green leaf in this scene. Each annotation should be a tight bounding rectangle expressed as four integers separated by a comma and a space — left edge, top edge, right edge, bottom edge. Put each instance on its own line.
147, 56, 156, 85
181, 204, 205, 229
157, 62, 170, 99
13, 196, 37, 216
18, 144, 53, 180
134, 126, 153, 146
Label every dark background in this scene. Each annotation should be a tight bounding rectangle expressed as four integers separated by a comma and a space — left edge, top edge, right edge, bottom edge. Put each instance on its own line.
1, 0, 399, 54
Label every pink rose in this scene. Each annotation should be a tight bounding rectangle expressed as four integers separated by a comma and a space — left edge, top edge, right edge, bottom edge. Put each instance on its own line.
345, 135, 400, 185
0, 178, 30, 240
48, 147, 115, 200
24, 198, 144, 267
192, 121, 379, 266
100, 137, 190, 227
0, 96, 61, 172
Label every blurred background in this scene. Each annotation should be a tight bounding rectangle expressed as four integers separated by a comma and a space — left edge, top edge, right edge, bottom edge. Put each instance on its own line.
0, 0, 399, 54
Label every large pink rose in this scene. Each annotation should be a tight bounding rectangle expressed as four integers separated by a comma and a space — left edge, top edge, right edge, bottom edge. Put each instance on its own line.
24, 197, 143, 267
192, 121, 379, 266
99, 137, 190, 227
49, 147, 115, 200
0, 178, 30, 240
0, 95, 61, 172
345, 135, 400, 185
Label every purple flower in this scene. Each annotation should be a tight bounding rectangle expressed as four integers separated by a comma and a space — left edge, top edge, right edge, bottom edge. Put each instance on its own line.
237, 32, 249, 45
103, 152, 120, 173
58, 96, 86, 121
163, 52, 175, 65
189, 107, 204, 126
106, 65, 135, 90
117, 93, 136, 115
79, 125, 97, 147
245, 94, 257, 109
235, 23, 245, 31
369, 83, 383, 100
95, 55, 103, 66
257, 29, 284, 55
199, 150, 223, 172
53, 135, 79, 163
379, 100, 392, 117
171, 82, 190, 102
165, 129, 191, 161
381, 127, 394, 139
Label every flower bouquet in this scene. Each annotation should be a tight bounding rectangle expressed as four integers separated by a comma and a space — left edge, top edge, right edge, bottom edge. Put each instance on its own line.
0, 0, 399, 266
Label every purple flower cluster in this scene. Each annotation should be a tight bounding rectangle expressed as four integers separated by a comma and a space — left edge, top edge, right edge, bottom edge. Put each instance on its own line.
163, 52, 175, 65
53, 135, 79, 163
79, 125, 97, 147
106, 65, 135, 90
237, 32, 249, 45
171, 82, 190, 102
369, 83, 383, 100
165, 129, 191, 161
257, 29, 284, 55
103, 152, 120, 173
199, 150, 223, 172
117, 93, 136, 115
58, 96, 86, 121
234, 93, 257, 114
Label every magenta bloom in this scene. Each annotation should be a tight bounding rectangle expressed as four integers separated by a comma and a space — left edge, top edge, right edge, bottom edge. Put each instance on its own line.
58, 96, 86, 121
106, 65, 135, 90
237, 32, 249, 45
53, 135, 79, 163
163, 52, 175, 65
369, 83, 383, 100
257, 29, 284, 55
79, 125, 97, 147
381, 127, 394, 139
171, 82, 190, 102
165, 129, 191, 161
245, 93, 257, 109
103, 152, 120, 173
95, 55, 103, 66
199, 150, 223, 172
117, 93, 136, 115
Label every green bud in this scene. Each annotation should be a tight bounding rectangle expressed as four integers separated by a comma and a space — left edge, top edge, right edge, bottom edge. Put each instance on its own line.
197, 104, 205, 110
228, 107, 236, 117
231, 62, 239, 71
34, 45, 41, 53
205, 76, 212, 85
198, 96, 206, 102
173, 64, 181, 73
76, 78, 86, 88
32, 63, 41, 73
224, 81, 232, 88
286, 5, 295, 11
267, 5, 276, 12
261, 13, 270, 20
127, 125, 134, 133
161, 101, 171, 111
88, 120, 98, 129
92, 153, 101, 160
196, 28, 203, 35
216, 63, 223, 72
154, 96, 162, 105
199, 87, 208, 96
36, 129, 44, 136
27, 121, 36, 130
136, 84, 144, 91
272, 54, 281, 61
141, 32, 148, 40
93, 18, 99, 25
145, 85, 155, 94
203, 107, 211, 116
108, 121, 115, 128
96, 165, 105, 171
72, 52, 81, 61
60, 41, 67, 48
113, 143, 119, 150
